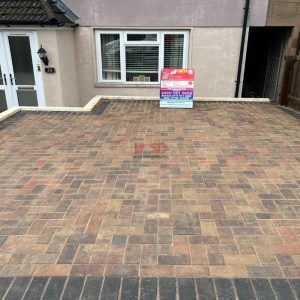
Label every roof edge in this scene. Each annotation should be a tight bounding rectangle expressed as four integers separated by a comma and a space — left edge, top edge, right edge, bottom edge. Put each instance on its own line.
0, 0, 79, 27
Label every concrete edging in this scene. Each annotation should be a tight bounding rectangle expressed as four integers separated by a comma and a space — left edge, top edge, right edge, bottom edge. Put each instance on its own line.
0, 96, 270, 123
0, 107, 21, 122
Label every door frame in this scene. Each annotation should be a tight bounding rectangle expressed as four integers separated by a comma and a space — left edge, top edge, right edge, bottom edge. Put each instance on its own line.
0, 30, 45, 108
0, 33, 14, 109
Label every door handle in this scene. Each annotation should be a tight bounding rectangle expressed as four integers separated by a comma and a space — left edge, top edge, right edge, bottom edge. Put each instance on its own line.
9, 74, 16, 85
0, 74, 7, 85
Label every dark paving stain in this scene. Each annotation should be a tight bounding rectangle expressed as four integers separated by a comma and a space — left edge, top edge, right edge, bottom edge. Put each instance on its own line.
0, 277, 13, 299
276, 105, 300, 121
42, 277, 66, 300
0, 111, 27, 130
0, 276, 299, 299
251, 278, 277, 300
23, 277, 48, 300
159, 277, 176, 300
195, 278, 217, 300
178, 278, 196, 300
61, 276, 85, 300
120, 277, 139, 300
81, 276, 103, 300
234, 278, 256, 300
270, 279, 296, 300
214, 278, 236, 300
100, 277, 121, 300
4, 277, 31, 300
0, 101, 111, 132
91, 100, 110, 115
0, 236, 7, 248
140, 277, 157, 300
290, 280, 300, 299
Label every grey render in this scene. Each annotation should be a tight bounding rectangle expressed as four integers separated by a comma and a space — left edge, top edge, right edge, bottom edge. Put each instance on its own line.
63, 0, 269, 27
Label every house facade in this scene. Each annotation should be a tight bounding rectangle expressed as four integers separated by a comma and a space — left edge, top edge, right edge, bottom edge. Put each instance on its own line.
0, 0, 299, 111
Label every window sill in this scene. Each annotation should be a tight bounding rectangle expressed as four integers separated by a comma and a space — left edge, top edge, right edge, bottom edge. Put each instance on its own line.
95, 83, 160, 88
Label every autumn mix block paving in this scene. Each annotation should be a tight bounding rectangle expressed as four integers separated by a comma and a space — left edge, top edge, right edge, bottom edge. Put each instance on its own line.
0, 101, 300, 279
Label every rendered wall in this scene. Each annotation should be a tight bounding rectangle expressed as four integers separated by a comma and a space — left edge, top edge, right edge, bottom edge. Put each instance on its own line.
73, 27, 242, 105
38, 30, 64, 107
56, 30, 79, 107
191, 28, 242, 98
64, 0, 268, 27
37, 29, 79, 107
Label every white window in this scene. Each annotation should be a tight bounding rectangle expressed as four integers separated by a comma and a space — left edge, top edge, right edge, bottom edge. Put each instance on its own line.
95, 30, 189, 84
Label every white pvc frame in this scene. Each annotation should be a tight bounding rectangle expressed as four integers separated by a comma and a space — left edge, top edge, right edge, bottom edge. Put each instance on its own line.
95, 30, 189, 85
0, 31, 45, 108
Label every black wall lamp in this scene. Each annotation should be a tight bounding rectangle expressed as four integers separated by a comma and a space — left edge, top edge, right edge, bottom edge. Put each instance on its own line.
37, 45, 49, 66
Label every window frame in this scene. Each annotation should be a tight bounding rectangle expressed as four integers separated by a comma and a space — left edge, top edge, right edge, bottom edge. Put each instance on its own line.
96, 30, 123, 83
95, 30, 189, 85
124, 31, 160, 45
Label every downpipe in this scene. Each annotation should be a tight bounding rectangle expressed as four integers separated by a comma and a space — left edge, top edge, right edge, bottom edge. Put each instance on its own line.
235, 0, 250, 98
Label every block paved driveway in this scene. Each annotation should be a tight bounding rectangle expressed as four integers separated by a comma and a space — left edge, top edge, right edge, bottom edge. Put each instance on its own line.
0, 101, 300, 299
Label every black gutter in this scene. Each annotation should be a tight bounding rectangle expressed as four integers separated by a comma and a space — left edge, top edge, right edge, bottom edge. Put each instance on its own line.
235, 0, 250, 98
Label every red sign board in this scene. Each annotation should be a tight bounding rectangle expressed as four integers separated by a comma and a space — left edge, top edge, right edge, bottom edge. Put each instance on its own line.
160, 68, 195, 108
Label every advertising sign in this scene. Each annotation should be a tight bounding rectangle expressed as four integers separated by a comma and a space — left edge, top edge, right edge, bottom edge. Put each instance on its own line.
160, 68, 195, 108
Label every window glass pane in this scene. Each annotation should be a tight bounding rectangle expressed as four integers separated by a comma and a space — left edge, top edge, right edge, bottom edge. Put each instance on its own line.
8, 36, 35, 85
127, 34, 157, 42
126, 46, 159, 82
101, 34, 121, 80
164, 34, 184, 69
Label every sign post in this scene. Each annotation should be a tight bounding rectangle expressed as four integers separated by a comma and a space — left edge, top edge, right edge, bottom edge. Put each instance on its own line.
160, 68, 195, 108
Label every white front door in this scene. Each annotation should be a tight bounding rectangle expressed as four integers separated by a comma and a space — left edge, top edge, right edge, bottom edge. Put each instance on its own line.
0, 34, 12, 112
0, 31, 45, 112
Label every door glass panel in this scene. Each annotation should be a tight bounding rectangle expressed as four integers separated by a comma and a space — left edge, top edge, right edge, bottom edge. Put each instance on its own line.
8, 36, 35, 85
17, 89, 38, 106
0, 65, 3, 85
0, 90, 8, 112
